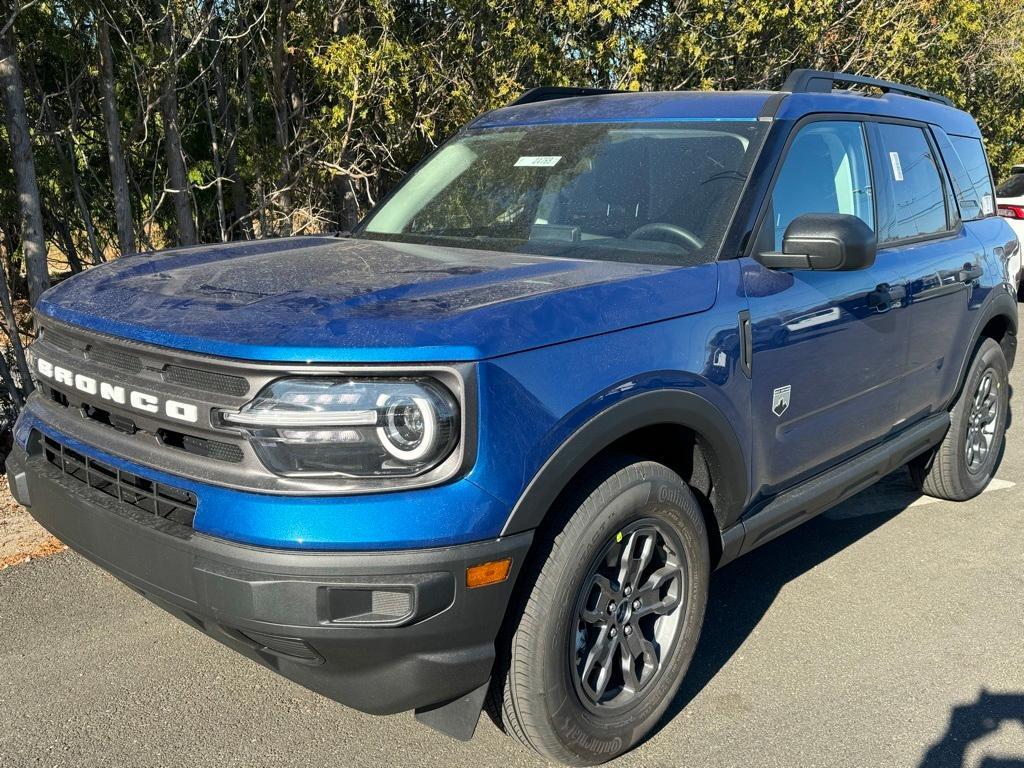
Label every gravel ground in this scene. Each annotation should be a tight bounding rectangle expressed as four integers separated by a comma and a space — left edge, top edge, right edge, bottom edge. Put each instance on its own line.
0, 475, 64, 570
2, 373, 1023, 767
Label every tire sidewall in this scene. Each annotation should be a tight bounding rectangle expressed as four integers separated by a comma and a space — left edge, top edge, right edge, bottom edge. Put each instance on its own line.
528, 463, 709, 764
954, 339, 1009, 496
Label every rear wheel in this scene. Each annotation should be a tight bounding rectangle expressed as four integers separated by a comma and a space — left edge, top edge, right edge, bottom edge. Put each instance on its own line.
489, 458, 709, 765
909, 337, 1008, 500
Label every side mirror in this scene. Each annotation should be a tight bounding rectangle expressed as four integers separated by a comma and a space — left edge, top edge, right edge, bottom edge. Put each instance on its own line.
757, 213, 876, 271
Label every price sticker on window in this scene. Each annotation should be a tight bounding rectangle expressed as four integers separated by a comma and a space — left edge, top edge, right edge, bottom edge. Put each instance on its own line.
889, 151, 905, 182
515, 156, 562, 168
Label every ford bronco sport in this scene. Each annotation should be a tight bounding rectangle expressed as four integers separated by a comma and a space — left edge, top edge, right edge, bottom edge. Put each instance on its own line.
7, 70, 1019, 765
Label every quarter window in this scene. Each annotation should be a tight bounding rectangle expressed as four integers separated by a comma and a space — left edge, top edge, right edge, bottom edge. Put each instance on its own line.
874, 124, 948, 242
949, 136, 996, 218
760, 121, 874, 252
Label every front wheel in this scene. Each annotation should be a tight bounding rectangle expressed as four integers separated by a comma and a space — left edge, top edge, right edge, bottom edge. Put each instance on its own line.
489, 458, 709, 765
909, 337, 1009, 500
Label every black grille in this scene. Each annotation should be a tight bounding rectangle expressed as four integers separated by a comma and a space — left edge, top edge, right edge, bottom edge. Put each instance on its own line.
164, 365, 249, 396
237, 630, 323, 662
42, 435, 197, 527
43, 326, 144, 373
88, 346, 143, 374
159, 430, 244, 463
181, 434, 244, 462
42, 327, 80, 351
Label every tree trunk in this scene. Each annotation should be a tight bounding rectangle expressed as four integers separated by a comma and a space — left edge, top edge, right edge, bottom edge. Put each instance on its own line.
0, 345, 24, 415
156, 5, 197, 246
97, 20, 135, 256
0, 257, 32, 403
213, 24, 250, 239
66, 145, 103, 265
26, 62, 104, 267
202, 70, 228, 242
237, 20, 268, 236
0, 24, 49, 306
51, 213, 85, 273
269, 0, 294, 234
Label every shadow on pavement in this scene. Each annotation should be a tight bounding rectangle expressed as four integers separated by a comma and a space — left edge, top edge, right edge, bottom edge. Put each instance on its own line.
638, 377, 1019, 751
660, 473, 915, 725
649, 457, 1020, 765
919, 690, 1024, 767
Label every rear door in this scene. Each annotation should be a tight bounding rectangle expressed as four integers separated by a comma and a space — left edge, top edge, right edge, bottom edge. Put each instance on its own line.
742, 118, 911, 496
873, 122, 987, 421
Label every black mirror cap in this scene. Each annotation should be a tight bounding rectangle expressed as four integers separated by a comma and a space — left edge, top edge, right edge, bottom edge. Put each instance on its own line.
757, 213, 877, 271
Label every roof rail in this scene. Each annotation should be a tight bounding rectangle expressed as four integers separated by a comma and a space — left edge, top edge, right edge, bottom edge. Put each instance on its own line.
509, 86, 623, 107
782, 69, 953, 107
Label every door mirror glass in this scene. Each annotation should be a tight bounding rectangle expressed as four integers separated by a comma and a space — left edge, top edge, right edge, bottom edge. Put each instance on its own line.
757, 212, 877, 271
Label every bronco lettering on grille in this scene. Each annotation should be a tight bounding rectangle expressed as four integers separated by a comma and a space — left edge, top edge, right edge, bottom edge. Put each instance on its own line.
36, 357, 199, 424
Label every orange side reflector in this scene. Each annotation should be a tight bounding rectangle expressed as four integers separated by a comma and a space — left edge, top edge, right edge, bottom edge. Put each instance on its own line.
466, 558, 512, 589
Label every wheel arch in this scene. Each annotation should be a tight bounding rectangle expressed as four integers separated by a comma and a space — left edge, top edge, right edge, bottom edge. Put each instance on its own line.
500, 390, 749, 563
949, 291, 1018, 409
978, 308, 1017, 369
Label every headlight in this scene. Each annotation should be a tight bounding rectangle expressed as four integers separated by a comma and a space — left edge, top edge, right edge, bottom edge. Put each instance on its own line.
218, 377, 459, 478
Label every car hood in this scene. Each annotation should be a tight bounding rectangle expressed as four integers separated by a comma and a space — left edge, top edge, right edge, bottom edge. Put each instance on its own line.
37, 236, 718, 363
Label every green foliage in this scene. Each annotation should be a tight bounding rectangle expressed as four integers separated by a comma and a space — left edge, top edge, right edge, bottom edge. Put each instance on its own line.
0, 0, 1022, 259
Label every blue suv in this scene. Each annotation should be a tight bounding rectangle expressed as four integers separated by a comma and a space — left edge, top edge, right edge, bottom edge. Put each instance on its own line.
7, 70, 1019, 764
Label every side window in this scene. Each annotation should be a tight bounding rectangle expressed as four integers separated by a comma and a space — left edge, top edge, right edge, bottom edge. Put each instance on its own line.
761, 121, 874, 252
935, 130, 981, 221
949, 135, 996, 218
873, 124, 948, 243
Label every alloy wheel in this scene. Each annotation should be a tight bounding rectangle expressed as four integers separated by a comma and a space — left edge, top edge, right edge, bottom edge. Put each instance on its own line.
965, 369, 1000, 474
570, 519, 687, 712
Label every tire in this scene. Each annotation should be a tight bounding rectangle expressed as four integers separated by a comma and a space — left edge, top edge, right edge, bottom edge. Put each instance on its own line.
909, 337, 1009, 501
488, 458, 709, 766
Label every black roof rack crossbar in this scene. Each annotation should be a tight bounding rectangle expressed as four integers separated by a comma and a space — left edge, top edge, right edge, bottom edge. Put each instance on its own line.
509, 86, 623, 107
782, 69, 953, 107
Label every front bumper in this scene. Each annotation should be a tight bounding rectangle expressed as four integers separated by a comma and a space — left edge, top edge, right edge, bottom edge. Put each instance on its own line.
6, 442, 532, 719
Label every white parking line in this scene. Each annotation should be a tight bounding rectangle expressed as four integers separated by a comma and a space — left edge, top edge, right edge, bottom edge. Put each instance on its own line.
908, 477, 1016, 507
824, 476, 1016, 519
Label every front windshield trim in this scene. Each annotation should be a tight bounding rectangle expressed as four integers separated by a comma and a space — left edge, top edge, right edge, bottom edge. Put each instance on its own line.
472, 116, 763, 129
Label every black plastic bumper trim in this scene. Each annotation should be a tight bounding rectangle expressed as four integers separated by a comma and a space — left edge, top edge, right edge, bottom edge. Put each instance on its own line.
7, 443, 532, 716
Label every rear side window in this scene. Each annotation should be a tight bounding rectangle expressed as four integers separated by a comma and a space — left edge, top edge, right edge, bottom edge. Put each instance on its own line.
946, 136, 995, 217
873, 124, 948, 243
949, 136, 996, 218
760, 120, 875, 251
997, 174, 1024, 198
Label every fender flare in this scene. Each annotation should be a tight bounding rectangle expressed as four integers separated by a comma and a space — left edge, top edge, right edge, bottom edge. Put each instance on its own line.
500, 389, 748, 537
947, 290, 1018, 409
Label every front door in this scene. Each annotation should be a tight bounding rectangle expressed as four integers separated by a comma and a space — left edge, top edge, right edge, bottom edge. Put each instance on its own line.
742, 119, 910, 498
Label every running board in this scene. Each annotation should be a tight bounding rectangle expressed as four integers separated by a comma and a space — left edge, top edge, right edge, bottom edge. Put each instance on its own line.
719, 412, 950, 566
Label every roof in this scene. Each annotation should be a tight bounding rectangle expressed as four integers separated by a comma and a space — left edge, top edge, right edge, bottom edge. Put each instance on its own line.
775, 92, 980, 138
472, 91, 774, 128
469, 88, 981, 139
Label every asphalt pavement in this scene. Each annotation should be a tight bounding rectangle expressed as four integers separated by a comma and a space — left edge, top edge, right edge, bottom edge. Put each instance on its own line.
2, 370, 1023, 767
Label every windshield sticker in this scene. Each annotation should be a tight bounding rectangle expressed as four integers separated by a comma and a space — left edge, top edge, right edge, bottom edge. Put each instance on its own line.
982, 194, 994, 215
889, 151, 904, 182
515, 155, 562, 168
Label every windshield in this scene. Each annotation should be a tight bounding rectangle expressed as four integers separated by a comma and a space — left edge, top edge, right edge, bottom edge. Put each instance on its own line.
357, 121, 767, 266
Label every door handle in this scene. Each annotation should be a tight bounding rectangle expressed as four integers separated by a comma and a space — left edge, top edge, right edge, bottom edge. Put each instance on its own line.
868, 283, 906, 309
958, 264, 983, 284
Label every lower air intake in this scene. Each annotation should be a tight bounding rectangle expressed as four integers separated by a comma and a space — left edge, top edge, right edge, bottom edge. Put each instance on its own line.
40, 434, 198, 528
